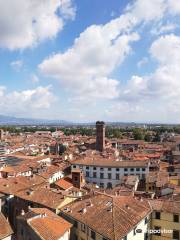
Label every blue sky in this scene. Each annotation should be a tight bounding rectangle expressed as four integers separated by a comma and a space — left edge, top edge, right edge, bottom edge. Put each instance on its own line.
0, 0, 180, 123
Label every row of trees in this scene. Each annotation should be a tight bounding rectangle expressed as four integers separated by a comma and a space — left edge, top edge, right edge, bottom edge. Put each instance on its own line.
1, 125, 180, 142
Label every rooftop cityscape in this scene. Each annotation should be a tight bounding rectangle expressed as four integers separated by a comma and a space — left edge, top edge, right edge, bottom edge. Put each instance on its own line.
0, 122, 180, 240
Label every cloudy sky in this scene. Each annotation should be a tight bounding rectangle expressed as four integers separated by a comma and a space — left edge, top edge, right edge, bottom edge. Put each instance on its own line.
0, 0, 180, 123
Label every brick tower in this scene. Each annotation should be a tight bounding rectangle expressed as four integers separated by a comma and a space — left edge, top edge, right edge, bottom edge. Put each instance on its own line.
0, 129, 3, 141
96, 121, 105, 152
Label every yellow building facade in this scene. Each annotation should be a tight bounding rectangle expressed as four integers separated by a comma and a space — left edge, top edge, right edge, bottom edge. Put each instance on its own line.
151, 211, 180, 240
169, 176, 180, 186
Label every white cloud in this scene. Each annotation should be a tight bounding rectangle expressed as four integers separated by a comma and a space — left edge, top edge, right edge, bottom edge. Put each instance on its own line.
150, 34, 180, 65
104, 101, 153, 123
39, 24, 139, 99
121, 75, 148, 101
10, 60, 23, 71
0, 86, 56, 115
126, 0, 167, 22
39, 0, 180, 103
31, 74, 40, 83
137, 57, 148, 68
38, 7, 141, 100
59, 0, 76, 20
0, 0, 75, 50
120, 34, 180, 106
151, 23, 177, 35
167, 0, 180, 15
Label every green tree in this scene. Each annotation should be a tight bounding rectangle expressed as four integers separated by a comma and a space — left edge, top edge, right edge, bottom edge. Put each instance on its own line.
133, 128, 145, 140
144, 133, 151, 142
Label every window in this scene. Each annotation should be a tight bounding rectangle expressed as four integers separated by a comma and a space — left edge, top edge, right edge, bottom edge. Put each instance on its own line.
74, 234, 78, 240
116, 168, 119, 171
130, 168, 134, 171
145, 217, 148, 224
100, 183, 104, 188
73, 165, 76, 168
93, 167, 96, 170
155, 211, 161, 219
108, 173, 111, 179
123, 236, 127, 240
91, 230, 96, 240
93, 172, 97, 178
124, 174, 128, 176
107, 182, 112, 189
174, 214, 179, 223
133, 227, 137, 235
21, 228, 24, 236
100, 173, 104, 179
81, 223, 86, 232
86, 171, 89, 177
142, 168, 145, 171
74, 177, 78, 182
100, 167, 104, 171
136, 168, 140, 171
154, 226, 161, 236
144, 232, 148, 240
124, 168, 128, 171
149, 187, 152, 190
86, 166, 89, 170
116, 174, 119, 180
173, 230, 179, 240
108, 168, 111, 171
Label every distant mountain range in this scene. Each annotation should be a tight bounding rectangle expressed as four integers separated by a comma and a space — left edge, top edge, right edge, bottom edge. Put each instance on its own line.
0, 115, 139, 126
0, 114, 177, 126
0, 115, 71, 126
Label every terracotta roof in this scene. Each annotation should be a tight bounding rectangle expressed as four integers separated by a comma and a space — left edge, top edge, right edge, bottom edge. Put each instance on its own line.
0, 175, 45, 195
39, 165, 63, 179
123, 175, 139, 186
0, 166, 15, 173
61, 193, 151, 240
16, 186, 67, 210
73, 156, 149, 168
0, 212, 13, 239
55, 178, 73, 190
116, 140, 144, 145
18, 208, 72, 240
149, 199, 180, 214
146, 171, 169, 187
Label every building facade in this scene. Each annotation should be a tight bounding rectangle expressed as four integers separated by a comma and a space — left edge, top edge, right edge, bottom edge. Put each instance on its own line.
72, 160, 149, 188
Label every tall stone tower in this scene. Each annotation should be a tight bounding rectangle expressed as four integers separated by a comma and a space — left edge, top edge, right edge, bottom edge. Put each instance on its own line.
96, 121, 105, 152
0, 129, 3, 141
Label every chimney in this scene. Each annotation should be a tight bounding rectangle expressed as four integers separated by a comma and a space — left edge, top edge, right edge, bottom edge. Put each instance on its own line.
125, 204, 130, 209
21, 209, 25, 216
82, 208, 87, 214
107, 206, 112, 212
